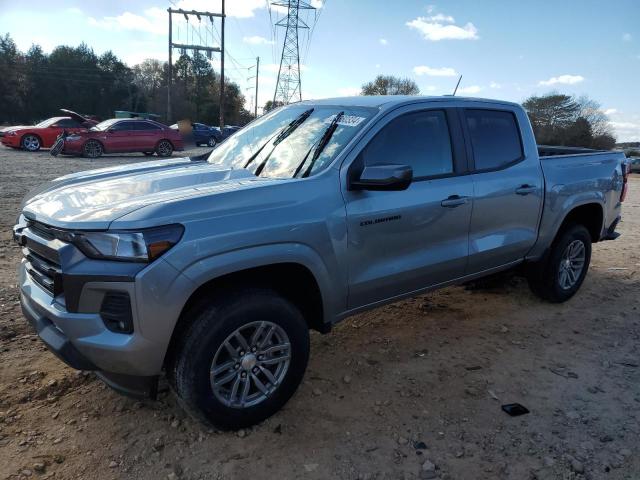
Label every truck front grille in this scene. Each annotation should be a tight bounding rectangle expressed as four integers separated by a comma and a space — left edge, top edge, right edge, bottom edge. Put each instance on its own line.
23, 222, 64, 297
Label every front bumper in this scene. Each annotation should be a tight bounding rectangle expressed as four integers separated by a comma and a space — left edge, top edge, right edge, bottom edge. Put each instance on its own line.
1, 135, 20, 148
15, 218, 195, 398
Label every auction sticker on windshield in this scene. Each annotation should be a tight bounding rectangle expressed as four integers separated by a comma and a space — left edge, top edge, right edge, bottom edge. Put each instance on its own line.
324, 114, 366, 127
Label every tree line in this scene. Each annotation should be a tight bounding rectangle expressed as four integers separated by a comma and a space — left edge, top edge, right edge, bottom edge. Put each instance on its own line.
357, 75, 616, 150
0, 33, 252, 126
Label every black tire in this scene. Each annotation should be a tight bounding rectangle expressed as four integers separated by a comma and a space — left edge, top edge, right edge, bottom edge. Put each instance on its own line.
168, 289, 310, 430
83, 139, 103, 158
207, 136, 217, 147
527, 224, 592, 303
21, 134, 41, 152
143, 152, 154, 156
156, 139, 173, 157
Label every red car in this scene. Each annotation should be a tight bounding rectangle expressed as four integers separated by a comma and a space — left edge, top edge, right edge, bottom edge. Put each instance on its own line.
0, 110, 97, 151
60, 118, 184, 158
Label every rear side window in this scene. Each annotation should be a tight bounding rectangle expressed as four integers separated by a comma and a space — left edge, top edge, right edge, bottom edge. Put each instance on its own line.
362, 110, 453, 178
465, 109, 523, 171
135, 121, 161, 131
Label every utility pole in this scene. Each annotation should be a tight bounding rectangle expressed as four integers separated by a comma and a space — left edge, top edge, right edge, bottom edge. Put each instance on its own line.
166, 7, 225, 124
219, 0, 225, 129
167, 12, 172, 122
272, 0, 315, 104
247, 56, 260, 117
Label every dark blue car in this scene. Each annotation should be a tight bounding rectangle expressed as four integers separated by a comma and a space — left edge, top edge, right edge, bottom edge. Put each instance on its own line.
171, 123, 222, 147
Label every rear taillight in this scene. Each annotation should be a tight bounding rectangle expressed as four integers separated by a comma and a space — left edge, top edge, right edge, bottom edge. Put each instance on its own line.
620, 162, 629, 202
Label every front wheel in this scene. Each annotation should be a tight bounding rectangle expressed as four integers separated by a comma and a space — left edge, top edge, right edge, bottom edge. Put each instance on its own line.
21, 134, 41, 152
527, 224, 592, 302
83, 139, 103, 158
156, 140, 173, 157
168, 289, 310, 430
207, 136, 217, 147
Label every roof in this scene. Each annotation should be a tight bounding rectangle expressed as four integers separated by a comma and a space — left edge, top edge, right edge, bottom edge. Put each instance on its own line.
299, 95, 521, 110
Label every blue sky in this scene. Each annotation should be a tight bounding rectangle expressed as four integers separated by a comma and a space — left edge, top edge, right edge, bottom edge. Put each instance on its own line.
1, 0, 639, 140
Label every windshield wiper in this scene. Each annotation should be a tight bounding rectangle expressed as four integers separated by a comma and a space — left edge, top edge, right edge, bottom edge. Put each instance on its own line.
244, 108, 314, 172
294, 111, 344, 178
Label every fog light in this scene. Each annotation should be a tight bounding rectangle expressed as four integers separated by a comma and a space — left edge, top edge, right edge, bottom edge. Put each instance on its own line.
100, 291, 133, 334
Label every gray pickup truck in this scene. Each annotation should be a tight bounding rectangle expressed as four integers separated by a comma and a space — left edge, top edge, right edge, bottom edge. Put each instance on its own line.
13, 96, 628, 429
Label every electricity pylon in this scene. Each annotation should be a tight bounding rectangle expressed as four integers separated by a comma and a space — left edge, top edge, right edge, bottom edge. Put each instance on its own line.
272, 0, 315, 104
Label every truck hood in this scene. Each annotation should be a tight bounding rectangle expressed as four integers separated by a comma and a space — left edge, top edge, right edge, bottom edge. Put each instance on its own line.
22, 158, 270, 229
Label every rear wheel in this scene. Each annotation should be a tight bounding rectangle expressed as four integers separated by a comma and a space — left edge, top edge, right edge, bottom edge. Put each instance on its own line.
527, 224, 591, 302
156, 140, 173, 157
21, 134, 41, 152
83, 140, 103, 158
168, 289, 310, 430
207, 136, 217, 147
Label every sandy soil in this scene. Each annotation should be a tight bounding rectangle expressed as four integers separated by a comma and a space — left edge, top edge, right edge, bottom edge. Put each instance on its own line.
0, 147, 639, 480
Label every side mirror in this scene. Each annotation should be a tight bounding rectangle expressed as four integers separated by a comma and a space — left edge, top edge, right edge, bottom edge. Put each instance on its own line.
350, 164, 413, 191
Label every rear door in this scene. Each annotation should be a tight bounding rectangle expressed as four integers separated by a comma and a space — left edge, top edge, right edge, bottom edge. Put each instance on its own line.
134, 121, 162, 150
342, 104, 474, 308
461, 106, 543, 273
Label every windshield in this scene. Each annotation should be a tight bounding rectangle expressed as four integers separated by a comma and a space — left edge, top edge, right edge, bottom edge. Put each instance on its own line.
91, 119, 120, 131
35, 117, 65, 128
207, 104, 376, 179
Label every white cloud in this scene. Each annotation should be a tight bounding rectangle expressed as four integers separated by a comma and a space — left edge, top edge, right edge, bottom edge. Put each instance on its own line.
413, 65, 457, 77
538, 74, 584, 86
89, 7, 167, 35
66, 7, 82, 15
243, 35, 273, 45
379, 38, 388, 46
406, 12, 478, 41
375, 63, 381, 69
88, 0, 266, 36
623, 33, 632, 42
423, 85, 438, 92
457, 85, 482, 94
489, 81, 501, 89
337, 87, 361, 97
611, 120, 640, 142
604, 108, 618, 116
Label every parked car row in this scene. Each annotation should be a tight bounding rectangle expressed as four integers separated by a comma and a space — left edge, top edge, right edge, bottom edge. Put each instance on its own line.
1, 109, 242, 158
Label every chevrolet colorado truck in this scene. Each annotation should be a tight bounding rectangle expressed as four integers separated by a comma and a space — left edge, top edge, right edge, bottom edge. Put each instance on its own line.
13, 96, 628, 429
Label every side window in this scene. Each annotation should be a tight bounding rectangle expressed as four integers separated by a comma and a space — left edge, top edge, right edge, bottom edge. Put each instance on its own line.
464, 109, 523, 171
362, 110, 453, 178
135, 121, 161, 131
110, 121, 134, 131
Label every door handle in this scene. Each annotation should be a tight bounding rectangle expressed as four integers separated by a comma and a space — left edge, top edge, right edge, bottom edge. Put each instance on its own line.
515, 184, 536, 195
440, 195, 469, 208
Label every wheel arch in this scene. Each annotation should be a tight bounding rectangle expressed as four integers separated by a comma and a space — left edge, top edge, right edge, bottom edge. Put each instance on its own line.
554, 202, 604, 244
163, 261, 328, 370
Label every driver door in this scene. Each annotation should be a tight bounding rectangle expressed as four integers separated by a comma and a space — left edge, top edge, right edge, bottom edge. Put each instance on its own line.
342, 105, 473, 309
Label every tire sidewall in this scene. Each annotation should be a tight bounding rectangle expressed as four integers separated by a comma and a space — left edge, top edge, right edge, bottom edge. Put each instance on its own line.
174, 291, 310, 430
207, 137, 216, 147
546, 225, 592, 301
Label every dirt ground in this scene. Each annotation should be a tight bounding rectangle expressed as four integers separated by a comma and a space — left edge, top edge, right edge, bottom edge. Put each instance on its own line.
0, 146, 638, 480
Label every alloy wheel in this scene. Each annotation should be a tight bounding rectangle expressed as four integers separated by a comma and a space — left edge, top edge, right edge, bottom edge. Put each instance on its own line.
83, 140, 103, 158
210, 321, 291, 408
22, 135, 40, 151
157, 140, 173, 156
558, 239, 586, 290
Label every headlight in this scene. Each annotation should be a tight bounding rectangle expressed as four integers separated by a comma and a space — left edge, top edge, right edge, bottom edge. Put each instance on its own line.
72, 224, 184, 262
7, 131, 17, 136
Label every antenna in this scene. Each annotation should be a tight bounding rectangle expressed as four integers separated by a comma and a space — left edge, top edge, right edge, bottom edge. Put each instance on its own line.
452, 75, 462, 96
